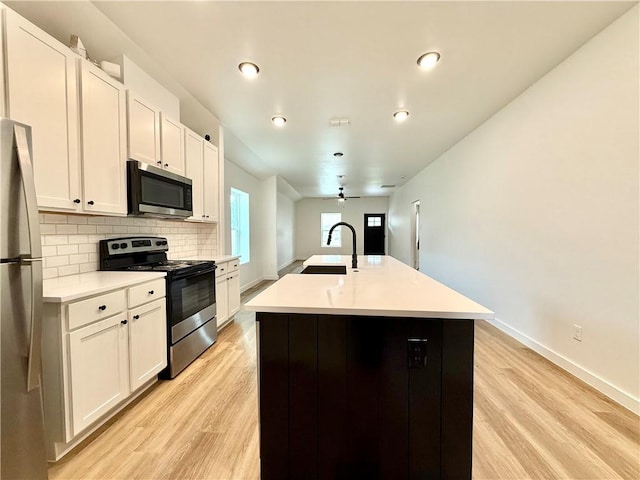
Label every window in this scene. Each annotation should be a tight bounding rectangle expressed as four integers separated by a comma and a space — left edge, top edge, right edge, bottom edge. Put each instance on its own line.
321, 213, 342, 247
230, 188, 250, 264
367, 216, 382, 227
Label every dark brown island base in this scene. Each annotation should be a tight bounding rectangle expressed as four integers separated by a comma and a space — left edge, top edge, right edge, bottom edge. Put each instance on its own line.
245, 255, 494, 480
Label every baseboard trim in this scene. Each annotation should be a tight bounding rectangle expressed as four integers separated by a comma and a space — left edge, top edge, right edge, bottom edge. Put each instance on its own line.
487, 317, 639, 414
277, 258, 296, 271
263, 275, 279, 281
240, 276, 264, 293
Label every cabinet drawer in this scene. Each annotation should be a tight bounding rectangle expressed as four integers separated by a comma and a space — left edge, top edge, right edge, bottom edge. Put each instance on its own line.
215, 261, 229, 278
228, 259, 240, 273
128, 279, 166, 308
67, 290, 126, 330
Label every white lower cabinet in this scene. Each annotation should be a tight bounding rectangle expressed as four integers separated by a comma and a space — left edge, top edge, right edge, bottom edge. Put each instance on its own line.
42, 277, 167, 461
68, 315, 129, 436
215, 258, 241, 330
129, 299, 167, 391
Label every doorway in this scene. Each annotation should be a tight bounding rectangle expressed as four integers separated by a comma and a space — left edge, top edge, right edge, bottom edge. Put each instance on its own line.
411, 201, 420, 270
363, 214, 386, 255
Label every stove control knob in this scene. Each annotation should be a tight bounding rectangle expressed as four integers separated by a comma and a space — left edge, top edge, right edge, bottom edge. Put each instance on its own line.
156, 241, 162, 246
120, 243, 128, 249
162, 241, 168, 245
111, 244, 120, 250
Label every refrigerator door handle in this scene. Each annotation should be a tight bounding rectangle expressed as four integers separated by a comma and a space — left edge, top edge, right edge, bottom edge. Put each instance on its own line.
22, 257, 43, 392
14, 124, 44, 392
14, 124, 42, 259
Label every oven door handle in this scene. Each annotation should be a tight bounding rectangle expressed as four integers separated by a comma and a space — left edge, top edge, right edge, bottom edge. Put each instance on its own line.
171, 265, 217, 281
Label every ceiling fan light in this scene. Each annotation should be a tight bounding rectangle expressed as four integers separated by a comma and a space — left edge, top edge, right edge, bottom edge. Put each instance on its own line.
393, 110, 410, 122
238, 62, 260, 77
271, 115, 287, 127
417, 51, 440, 70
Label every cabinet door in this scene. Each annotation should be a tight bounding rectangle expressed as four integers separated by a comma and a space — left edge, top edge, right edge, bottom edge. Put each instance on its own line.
185, 128, 204, 221
227, 271, 241, 318
127, 91, 160, 165
216, 275, 229, 328
79, 61, 127, 215
203, 142, 219, 222
129, 298, 167, 391
160, 113, 185, 176
68, 315, 129, 436
4, 9, 80, 211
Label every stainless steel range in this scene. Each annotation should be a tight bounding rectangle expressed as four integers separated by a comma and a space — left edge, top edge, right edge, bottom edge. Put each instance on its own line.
100, 236, 217, 378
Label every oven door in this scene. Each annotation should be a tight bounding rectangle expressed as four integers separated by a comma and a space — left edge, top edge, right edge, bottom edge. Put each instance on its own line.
167, 266, 216, 344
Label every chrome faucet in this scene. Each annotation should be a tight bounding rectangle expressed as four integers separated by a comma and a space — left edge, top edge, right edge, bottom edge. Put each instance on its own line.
327, 222, 358, 269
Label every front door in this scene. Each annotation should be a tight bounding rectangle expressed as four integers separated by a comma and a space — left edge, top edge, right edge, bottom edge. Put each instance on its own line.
363, 214, 386, 255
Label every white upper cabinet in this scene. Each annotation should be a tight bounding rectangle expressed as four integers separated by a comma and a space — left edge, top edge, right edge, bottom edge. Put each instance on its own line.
4, 8, 81, 212
184, 127, 219, 223
79, 60, 127, 215
160, 113, 185, 176
127, 91, 161, 165
203, 141, 219, 222
185, 127, 205, 221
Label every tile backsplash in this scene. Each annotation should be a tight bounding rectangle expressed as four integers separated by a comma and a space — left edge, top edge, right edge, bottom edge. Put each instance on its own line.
40, 213, 218, 279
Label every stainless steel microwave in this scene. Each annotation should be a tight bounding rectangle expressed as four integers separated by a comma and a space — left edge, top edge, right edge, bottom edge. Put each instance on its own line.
127, 160, 193, 218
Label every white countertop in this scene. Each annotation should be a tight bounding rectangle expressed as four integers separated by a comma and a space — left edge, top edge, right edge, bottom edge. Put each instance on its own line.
43, 271, 167, 303
209, 255, 240, 264
244, 255, 494, 320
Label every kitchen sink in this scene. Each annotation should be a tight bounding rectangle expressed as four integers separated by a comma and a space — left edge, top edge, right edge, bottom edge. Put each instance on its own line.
300, 265, 347, 275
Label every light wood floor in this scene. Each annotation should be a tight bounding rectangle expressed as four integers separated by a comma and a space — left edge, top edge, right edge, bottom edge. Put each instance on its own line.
49, 269, 639, 479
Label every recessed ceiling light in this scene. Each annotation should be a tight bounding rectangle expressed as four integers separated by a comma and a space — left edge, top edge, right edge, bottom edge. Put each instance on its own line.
238, 62, 260, 78
393, 110, 410, 122
417, 51, 440, 70
271, 115, 287, 127
333, 152, 344, 157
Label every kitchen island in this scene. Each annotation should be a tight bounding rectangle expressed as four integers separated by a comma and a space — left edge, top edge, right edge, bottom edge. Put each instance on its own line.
245, 255, 494, 480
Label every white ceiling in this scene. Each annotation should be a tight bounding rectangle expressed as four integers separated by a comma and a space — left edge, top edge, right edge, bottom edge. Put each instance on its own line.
8, 1, 635, 198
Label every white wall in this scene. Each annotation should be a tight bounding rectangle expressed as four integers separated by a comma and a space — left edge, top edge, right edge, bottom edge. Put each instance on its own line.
296, 197, 389, 259
276, 176, 300, 270
261, 176, 278, 280
277, 192, 296, 269
389, 7, 639, 412
225, 159, 267, 291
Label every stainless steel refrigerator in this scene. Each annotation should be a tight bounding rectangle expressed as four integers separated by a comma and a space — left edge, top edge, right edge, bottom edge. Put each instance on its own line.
1, 118, 48, 479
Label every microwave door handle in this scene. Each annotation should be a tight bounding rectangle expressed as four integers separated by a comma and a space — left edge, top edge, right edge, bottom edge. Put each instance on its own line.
15, 124, 44, 392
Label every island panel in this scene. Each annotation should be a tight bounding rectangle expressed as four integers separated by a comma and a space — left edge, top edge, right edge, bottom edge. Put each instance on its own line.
257, 312, 472, 479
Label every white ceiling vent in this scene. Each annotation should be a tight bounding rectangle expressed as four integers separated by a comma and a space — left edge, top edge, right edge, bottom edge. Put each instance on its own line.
329, 118, 350, 127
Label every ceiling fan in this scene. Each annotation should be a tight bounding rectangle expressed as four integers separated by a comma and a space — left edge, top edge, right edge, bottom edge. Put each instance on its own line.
323, 187, 360, 204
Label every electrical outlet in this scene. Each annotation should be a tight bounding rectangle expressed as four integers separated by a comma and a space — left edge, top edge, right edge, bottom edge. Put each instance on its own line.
573, 324, 583, 342
408, 338, 428, 368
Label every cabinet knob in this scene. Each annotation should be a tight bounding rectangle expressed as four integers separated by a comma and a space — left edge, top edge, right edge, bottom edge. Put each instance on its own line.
202, 215, 206, 218
87, 200, 95, 205
164, 163, 169, 167
98, 305, 107, 311
73, 198, 81, 204
205, 215, 209, 219
148, 290, 154, 295
121, 319, 128, 325
133, 315, 140, 320
156, 160, 162, 165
